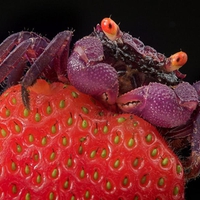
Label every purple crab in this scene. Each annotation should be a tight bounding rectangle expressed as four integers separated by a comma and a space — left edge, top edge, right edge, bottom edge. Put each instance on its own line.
0, 17, 199, 180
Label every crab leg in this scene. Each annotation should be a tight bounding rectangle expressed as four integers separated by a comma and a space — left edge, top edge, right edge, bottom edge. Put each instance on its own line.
6, 60, 28, 88
0, 35, 49, 85
21, 30, 73, 109
47, 31, 72, 83
0, 31, 49, 64
0, 39, 34, 83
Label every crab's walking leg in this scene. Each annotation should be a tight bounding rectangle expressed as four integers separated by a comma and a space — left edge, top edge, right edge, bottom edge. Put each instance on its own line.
0, 39, 34, 82
21, 31, 73, 109
53, 32, 72, 83
6, 60, 28, 87
0, 35, 49, 90
0, 31, 49, 64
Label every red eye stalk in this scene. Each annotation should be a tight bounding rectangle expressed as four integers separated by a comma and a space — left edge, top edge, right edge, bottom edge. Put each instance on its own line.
165, 51, 188, 72
101, 17, 121, 41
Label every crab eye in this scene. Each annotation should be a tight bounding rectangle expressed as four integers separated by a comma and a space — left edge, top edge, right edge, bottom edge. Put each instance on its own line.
166, 51, 188, 72
170, 51, 188, 67
101, 18, 120, 41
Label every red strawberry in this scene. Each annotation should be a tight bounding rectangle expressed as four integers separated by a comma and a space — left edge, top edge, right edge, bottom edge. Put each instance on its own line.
0, 79, 184, 199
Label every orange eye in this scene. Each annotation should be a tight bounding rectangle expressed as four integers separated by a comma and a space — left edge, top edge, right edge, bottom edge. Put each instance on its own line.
166, 51, 188, 72
170, 51, 188, 67
101, 18, 120, 41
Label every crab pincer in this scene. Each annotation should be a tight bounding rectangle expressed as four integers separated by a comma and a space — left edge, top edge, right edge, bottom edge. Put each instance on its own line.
67, 36, 119, 105
117, 82, 198, 128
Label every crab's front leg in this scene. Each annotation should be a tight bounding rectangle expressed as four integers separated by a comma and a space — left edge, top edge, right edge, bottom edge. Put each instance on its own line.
117, 82, 198, 128
21, 31, 73, 109
67, 36, 119, 105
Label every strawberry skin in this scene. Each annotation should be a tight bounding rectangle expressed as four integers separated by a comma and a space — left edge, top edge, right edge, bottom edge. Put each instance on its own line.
0, 79, 184, 199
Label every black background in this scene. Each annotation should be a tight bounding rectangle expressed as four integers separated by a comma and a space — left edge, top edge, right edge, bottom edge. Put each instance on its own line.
0, 0, 200, 199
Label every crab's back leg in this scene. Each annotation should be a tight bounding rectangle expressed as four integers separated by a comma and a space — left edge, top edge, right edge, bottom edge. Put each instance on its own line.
21, 31, 73, 109
0, 31, 48, 64
0, 38, 34, 83
67, 36, 119, 105
0, 36, 49, 89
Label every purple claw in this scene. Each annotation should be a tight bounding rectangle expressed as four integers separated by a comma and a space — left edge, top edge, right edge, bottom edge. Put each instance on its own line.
67, 36, 119, 104
117, 82, 198, 128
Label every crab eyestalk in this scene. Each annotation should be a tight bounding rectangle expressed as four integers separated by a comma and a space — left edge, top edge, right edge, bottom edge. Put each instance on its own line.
101, 17, 123, 41
164, 51, 188, 72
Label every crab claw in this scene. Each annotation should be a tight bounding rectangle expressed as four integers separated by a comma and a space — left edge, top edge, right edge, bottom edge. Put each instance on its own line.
117, 82, 198, 128
67, 36, 119, 105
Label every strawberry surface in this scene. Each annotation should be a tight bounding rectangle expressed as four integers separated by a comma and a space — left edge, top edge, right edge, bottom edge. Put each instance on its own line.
0, 79, 184, 199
